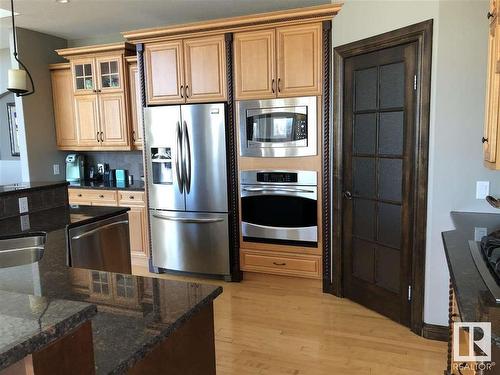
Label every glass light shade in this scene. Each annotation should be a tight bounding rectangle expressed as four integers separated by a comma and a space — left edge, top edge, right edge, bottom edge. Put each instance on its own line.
7, 68, 28, 94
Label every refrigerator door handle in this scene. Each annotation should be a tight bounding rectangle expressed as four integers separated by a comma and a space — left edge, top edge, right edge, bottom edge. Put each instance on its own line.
182, 120, 192, 194
175, 121, 184, 193
152, 213, 224, 224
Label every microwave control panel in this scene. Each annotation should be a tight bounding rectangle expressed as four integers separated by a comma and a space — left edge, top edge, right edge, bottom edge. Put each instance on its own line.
295, 120, 308, 140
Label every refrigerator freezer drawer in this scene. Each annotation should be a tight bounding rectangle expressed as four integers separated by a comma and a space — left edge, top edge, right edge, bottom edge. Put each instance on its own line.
150, 210, 230, 276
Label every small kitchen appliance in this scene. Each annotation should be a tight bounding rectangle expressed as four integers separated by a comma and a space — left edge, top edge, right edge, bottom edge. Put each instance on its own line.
238, 96, 317, 157
65, 154, 84, 182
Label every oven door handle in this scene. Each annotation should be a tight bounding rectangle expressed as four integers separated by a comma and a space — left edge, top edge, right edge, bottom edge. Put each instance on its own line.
242, 187, 315, 194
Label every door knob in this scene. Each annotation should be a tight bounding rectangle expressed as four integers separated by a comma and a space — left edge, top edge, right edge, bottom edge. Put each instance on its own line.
343, 190, 353, 200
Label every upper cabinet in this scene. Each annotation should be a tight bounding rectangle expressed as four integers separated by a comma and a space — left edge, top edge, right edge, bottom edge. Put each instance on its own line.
484, 0, 500, 168
144, 35, 227, 105
126, 56, 144, 149
50, 63, 78, 148
234, 23, 322, 100
53, 43, 135, 151
234, 30, 276, 100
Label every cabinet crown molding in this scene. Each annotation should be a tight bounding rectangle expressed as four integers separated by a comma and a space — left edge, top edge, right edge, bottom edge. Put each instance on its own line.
122, 3, 342, 42
56, 42, 134, 58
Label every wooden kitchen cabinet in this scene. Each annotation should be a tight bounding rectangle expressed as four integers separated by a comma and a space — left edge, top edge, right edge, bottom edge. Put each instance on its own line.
234, 22, 322, 100
98, 92, 129, 147
74, 94, 100, 147
234, 29, 276, 100
54, 43, 134, 151
484, 3, 500, 168
183, 35, 227, 102
126, 57, 144, 149
50, 63, 78, 149
144, 35, 226, 105
119, 191, 149, 265
145, 40, 184, 104
276, 23, 322, 97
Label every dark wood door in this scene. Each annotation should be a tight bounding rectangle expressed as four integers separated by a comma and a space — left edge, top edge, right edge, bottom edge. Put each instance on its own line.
342, 43, 418, 326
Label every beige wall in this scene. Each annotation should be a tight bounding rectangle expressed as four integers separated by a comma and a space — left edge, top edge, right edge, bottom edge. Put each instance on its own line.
333, 0, 500, 326
13, 28, 67, 182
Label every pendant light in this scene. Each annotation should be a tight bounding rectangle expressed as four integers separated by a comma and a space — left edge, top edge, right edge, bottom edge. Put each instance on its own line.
7, 0, 35, 96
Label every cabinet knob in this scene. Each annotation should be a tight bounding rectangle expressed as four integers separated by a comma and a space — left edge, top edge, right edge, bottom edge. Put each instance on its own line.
99, 194, 104, 198
488, 11, 494, 19
129, 196, 134, 199
277, 78, 281, 93
180, 85, 183, 98
132, 131, 136, 142
78, 194, 82, 197
482, 137, 489, 143
273, 262, 286, 266
343, 190, 353, 200
185, 85, 189, 98
271, 79, 275, 93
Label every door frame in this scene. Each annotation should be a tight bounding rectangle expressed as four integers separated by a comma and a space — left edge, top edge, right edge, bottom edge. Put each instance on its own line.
329, 20, 433, 335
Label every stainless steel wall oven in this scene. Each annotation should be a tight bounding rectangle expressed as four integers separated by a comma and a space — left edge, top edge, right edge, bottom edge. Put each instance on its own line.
238, 96, 317, 157
240, 170, 317, 247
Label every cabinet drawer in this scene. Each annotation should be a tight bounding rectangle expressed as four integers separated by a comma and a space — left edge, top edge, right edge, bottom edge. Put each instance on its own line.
69, 189, 118, 205
240, 250, 321, 279
118, 191, 145, 205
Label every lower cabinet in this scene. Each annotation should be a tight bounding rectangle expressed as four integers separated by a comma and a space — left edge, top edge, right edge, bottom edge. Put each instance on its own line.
240, 249, 321, 279
68, 188, 149, 268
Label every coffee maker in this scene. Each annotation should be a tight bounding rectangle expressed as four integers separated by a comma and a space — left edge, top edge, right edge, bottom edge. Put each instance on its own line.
65, 154, 84, 182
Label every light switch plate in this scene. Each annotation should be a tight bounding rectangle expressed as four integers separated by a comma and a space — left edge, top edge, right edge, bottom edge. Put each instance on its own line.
53, 164, 60, 175
474, 227, 488, 242
20, 215, 30, 231
18, 197, 28, 214
476, 181, 490, 199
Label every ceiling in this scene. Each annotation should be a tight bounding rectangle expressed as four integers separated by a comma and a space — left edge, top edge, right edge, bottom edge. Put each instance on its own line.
0, 0, 330, 48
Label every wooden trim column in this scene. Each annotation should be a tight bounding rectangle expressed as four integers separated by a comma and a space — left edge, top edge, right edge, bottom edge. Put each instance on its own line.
321, 20, 333, 293
225, 32, 242, 282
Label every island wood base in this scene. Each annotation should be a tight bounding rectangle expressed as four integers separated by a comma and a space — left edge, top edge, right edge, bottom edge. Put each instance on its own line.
129, 303, 216, 375
1, 321, 95, 375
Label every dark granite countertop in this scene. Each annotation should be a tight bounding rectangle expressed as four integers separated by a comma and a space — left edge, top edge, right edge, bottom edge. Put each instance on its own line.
0, 205, 130, 237
0, 206, 222, 374
0, 290, 97, 371
0, 182, 68, 196
442, 211, 500, 346
68, 180, 145, 191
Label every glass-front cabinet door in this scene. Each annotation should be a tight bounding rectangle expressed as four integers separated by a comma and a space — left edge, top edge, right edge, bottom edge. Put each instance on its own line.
96, 56, 123, 93
71, 58, 96, 95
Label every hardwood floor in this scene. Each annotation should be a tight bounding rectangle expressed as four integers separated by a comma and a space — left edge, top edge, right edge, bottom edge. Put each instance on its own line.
132, 267, 446, 374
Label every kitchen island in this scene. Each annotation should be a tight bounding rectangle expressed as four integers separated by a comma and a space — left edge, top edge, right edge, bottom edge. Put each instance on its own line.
442, 212, 500, 374
0, 201, 222, 374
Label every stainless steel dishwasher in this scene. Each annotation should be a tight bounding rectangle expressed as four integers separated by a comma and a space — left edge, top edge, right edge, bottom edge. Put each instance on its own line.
67, 213, 131, 274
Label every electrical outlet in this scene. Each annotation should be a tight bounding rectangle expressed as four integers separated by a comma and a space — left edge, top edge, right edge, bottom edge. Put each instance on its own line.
474, 227, 488, 242
20, 214, 30, 231
476, 181, 490, 199
53, 164, 60, 175
18, 197, 28, 214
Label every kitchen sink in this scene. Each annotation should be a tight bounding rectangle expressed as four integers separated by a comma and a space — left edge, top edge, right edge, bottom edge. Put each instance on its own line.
0, 234, 46, 268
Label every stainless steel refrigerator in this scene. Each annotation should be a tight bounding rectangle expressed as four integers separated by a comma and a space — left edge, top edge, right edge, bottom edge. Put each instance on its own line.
144, 103, 230, 276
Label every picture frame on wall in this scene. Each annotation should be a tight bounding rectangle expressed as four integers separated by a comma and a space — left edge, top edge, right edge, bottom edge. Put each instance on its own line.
6, 102, 20, 157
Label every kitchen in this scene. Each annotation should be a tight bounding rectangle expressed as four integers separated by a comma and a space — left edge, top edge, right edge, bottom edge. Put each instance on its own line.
0, 0, 498, 374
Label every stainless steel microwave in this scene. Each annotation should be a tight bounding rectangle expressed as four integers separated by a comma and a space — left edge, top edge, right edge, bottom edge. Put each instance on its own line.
238, 96, 317, 157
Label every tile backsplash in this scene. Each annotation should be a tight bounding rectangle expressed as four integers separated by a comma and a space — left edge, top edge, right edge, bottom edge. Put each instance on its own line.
80, 151, 144, 180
